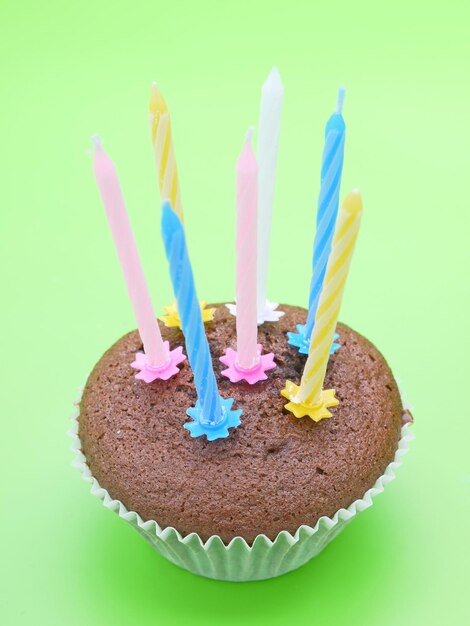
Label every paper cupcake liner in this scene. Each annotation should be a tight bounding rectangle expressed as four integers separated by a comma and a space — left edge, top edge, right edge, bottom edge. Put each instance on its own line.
70, 388, 413, 582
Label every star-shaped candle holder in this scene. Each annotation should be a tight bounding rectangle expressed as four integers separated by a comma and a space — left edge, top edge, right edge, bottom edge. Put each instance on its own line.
130, 341, 186, 383
185, 397, 242, 441
220, 344, 276, 384
226, 300, 284, 325
280, 380, 339, 422
287, 324, 340, 356
160, 300, 216, 329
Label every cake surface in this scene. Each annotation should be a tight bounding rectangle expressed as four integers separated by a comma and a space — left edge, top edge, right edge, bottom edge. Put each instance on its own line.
79, 304, 404, 543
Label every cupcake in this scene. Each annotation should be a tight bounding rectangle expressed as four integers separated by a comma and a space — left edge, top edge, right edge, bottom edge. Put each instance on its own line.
73, 304, 412, 580
74, 73, 413, 581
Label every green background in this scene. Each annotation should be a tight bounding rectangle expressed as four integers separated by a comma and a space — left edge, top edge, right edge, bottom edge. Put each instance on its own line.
1, 0, 469, 624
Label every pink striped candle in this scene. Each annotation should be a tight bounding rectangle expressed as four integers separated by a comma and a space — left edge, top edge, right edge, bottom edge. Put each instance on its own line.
220, 130, 276, 384
92, 137, 185, 382
235, 129, 258, 369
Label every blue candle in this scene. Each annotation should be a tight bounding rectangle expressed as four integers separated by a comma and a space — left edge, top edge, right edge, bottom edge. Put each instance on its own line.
161, 202, 241, 440
288, 87, 346, 355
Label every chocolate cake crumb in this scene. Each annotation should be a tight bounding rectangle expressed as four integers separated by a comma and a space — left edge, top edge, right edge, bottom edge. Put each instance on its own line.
79, 304, 404, 543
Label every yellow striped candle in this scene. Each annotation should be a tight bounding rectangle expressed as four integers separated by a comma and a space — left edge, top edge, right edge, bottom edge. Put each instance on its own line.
281, 190, 363, 421
149, 82, 183, 221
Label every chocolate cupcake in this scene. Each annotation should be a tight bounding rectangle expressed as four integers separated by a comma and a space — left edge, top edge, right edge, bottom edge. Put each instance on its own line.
72, 304, 412, 579
78, 73, 413, 581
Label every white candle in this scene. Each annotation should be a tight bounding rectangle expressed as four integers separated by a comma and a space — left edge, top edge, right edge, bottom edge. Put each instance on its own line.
256, 67, 284, 320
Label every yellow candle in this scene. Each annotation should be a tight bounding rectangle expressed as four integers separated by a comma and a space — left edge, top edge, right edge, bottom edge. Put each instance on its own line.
149, 82, 183, 221
282, 190, 363, 421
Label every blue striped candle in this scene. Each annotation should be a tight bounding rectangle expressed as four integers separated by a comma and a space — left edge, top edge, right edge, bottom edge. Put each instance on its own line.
288, 87, 346, 355
161, 202, 241, 440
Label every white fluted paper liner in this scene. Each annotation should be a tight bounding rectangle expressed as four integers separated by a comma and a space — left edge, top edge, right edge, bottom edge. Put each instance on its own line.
70, 390, 413, 582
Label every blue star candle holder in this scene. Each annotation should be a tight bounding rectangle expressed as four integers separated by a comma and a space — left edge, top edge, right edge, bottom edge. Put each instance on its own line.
288, 325, 340, 356
161, 202, 242, 440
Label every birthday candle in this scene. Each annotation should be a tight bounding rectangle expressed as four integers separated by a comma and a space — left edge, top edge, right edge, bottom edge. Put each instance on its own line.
92, 138, 169, 369
161, 202, 222, 425
297, 190, 362, 406
236, 130, 259, 369
256, 67, 284, 319
303, 88, 346, 342
149, 83, 183, 221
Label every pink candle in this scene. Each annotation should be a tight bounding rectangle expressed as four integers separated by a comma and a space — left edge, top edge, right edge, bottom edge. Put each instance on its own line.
220, 130, 276, 385
235, 130, 259, 369
92, 137, 168, 368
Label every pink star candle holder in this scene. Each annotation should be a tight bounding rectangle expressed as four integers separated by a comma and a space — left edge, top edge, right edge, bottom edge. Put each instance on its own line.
131, 341, 186, 383
220, 344, 276, 384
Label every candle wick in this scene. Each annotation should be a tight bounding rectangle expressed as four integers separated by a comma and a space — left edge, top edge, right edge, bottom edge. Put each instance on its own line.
91, 134, 102, 150
150, 81, 158, 99
336, 86, 346, 113
245, 126, 255, 146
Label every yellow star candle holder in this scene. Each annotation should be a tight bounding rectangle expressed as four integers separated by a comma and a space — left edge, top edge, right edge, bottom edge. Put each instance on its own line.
281, 381, 339, 422
159, 301, 216, 329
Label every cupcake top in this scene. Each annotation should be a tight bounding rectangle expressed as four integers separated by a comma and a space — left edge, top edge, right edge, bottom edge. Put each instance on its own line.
79, 304, 404, 544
